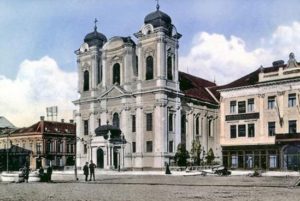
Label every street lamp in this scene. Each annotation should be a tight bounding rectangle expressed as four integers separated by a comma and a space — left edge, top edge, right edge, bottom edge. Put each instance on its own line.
74, 135, 94, 181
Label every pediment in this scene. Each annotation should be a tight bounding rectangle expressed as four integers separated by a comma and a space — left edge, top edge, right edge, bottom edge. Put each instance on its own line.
99, 85, 130, 99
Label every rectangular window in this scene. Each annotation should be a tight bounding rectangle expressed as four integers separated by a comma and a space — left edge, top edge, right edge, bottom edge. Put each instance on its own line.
71, 144, 74, 153
288, 94, 296, 107
36, 143, 41, 154
238, 101, 246, 114
146, 113, 152, 131
230, 101, 236, 114
248, 124, 255, 137
168, 113, 173, 132
146, 141, 153, 152
268, 96, 275, 109
83, 144, 87, 154
169, 141, 173, 153
231, 155, 238, 168
238, 125, 246, 137
268, 122, 276, 136
208, 120, 213, 137
98, 118, 101, 126
132, 142, 136, 153
84, 120, 89, 135
230, 125, 237, 138
289, 120, 297, 134
269, 155, 277, 168
66, 144, 70, 153
46, 142, 51, 153
132, 115, 136, 132
247, 98, 254, 112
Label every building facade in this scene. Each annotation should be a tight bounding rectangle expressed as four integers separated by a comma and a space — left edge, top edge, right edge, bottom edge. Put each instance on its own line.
218, 53, 300, 170
0, 117, 76, 170
74, 5, 220, 170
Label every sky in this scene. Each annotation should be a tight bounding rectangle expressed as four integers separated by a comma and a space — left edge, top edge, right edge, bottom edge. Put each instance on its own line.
1, 0, 300, 127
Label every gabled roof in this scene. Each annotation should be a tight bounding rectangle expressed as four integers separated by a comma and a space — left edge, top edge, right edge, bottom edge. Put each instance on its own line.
179, 71, 218, 104
0, 116, 15, 129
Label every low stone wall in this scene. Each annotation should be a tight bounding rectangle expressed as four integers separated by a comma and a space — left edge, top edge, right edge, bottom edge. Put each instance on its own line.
1, 171, 41, 182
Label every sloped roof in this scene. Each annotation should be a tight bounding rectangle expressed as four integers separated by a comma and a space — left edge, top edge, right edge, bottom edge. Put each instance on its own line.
0, 116, 15, 129
179, 71, 218, 104
207, 64, 289, 101
13, 120, 76, 135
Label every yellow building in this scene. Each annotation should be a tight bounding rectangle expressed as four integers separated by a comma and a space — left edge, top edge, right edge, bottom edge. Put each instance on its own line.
217, 53, 300, 170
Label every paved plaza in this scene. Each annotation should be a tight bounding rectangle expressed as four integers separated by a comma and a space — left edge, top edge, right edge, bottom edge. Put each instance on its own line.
1, 173, 300, 201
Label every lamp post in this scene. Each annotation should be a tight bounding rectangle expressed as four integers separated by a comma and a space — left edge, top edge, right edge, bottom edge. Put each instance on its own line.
74, 135, 94, 181
6, 134, 9, 172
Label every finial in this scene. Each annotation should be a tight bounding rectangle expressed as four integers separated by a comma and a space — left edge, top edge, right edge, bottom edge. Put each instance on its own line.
94, 18, 98, 31
156, 0, 160, 10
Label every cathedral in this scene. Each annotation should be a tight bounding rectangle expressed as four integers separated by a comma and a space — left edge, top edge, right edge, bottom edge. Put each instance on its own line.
73, 4, 220, 170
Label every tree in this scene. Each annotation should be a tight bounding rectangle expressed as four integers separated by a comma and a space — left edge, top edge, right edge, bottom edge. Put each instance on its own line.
206, 148, 215, 165
175, 143, 189, 167
190, 140, 201, 165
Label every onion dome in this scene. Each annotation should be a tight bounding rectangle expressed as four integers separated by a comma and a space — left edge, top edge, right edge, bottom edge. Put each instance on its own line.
84, 18, 107, 47
144, 4, 173, 35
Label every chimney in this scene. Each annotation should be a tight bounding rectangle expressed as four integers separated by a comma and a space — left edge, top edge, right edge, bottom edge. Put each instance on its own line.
272, 60, 284, 67
40, 116, 45, 121
61, 119, 64, 123
70, 119, 74, 124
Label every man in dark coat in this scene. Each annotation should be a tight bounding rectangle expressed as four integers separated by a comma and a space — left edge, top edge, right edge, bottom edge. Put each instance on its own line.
83, 162, 89, 181
89, 160, 96, 181
22, 164, 30, 183
47, 165, 53, 182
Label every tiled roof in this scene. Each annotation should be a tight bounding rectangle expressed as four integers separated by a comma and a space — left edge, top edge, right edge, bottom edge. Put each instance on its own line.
0, 116, 15, 129
12, 120, 76, 135
208, 64, 290, 101
179, 71, 218, 104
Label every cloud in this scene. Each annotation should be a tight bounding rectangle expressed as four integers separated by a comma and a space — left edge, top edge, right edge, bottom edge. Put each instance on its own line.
180, 21, 300, 85
0, 56, 77, 127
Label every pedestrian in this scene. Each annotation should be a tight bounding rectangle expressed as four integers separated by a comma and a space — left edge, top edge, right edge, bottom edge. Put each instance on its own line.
89, 160, 96, 181
165, 163, 171, 175
47, 164, 53, 182
39, 166, 45, 182
22, 164, 30, 183
83, 162, 89, 182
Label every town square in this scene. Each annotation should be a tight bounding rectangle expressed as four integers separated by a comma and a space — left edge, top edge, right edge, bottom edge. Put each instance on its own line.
1, 0, 300, 200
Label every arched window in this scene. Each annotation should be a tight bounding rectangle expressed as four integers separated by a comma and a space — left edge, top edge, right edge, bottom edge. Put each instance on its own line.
113, 113, 120, 128
181, 115, 186, 145
146, 56, 153, 80
196, 116, 200, 135
167, 56, 173, 80
113, 63, 120, 84
135, 56, 139, 76
83, 70, 89, 91
97, 58, 102, 84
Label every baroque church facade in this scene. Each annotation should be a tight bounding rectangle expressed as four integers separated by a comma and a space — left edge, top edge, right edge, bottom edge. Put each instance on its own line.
74, 5, 220, 170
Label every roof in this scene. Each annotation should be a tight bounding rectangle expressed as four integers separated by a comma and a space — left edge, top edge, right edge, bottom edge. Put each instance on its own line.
12, 120, 76, 135
179, 71, 218, 104
0, 116, 15, 129
84, 28, 107, 47
208, 62, 298, 100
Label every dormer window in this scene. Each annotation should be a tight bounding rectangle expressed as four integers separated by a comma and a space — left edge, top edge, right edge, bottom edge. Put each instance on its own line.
146, 56, 153, 80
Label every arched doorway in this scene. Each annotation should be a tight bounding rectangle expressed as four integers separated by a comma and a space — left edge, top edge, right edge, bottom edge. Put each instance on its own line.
97, 148, 104, 168
283, 145, 300, 170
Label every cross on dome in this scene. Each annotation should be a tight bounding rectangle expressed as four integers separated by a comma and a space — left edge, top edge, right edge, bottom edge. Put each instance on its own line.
94, 18, 98, 31
155, 0, 160, 10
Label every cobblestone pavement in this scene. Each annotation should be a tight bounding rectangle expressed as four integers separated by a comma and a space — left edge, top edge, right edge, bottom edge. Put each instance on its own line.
0, 175, 300, 201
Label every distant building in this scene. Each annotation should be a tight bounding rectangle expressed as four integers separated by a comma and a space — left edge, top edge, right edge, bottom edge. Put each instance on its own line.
74, 5, 220, 170
0, 116, 15, 134
218, 53, 300, 170
0, 117, 76, 170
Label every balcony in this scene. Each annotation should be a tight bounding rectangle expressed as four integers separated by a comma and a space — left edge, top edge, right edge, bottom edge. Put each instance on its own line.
225, 112, 259, 121
275, 133, 300, 144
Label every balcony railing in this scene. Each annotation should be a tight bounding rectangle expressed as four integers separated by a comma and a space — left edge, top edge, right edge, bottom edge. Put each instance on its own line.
225, 112, 259, 121
275, 133, 300, 143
